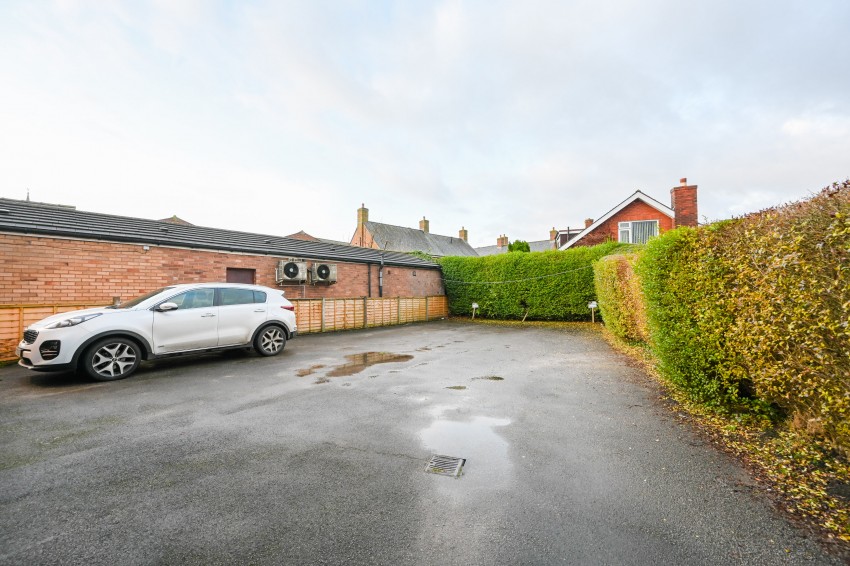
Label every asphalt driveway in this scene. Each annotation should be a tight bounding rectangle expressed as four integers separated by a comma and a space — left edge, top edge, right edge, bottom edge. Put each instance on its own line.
0, 321, 840, 565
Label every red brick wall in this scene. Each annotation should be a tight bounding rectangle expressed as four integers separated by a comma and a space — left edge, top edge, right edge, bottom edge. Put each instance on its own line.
574, 201, 674, 247
350, 225, 380, 249
0, 234, 443, 305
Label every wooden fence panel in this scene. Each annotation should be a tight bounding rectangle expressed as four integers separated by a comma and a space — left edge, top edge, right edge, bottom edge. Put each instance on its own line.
0, 303, 105, 361
428, 296, 448, 319
290, 296, 446, 335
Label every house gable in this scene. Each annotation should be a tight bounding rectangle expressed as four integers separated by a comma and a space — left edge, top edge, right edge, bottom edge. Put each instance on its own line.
560, 191, 674, 249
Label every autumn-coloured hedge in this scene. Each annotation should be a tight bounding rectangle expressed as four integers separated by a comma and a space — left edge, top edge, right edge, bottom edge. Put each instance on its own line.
593, 253, 649, 343
626, 181, 850, 449
440, 242, 623, 320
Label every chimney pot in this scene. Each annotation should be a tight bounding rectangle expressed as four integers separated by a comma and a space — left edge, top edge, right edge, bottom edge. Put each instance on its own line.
680, 178, 687, 186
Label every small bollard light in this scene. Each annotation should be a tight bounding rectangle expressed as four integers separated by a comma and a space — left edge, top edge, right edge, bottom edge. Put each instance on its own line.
588, 301, 598, 323
471, 302, 479, 320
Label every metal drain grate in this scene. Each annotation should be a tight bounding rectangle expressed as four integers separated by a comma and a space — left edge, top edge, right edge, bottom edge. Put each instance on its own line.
425, 454, 465, 478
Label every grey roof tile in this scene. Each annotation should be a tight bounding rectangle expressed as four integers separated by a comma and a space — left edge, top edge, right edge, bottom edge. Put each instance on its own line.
475, 240, 552, 255
474, 244, 507, 256
363, 221, 477, 256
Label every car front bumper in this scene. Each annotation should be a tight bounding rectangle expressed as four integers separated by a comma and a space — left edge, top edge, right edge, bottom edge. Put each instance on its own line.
16, 344, 75, 372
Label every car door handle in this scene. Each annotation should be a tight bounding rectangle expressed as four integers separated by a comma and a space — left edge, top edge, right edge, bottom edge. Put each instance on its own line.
201, 313, 216, 318
253, 309, 265, 313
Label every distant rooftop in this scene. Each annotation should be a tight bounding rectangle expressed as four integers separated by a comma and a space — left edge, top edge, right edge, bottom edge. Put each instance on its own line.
361, 221, 478, 257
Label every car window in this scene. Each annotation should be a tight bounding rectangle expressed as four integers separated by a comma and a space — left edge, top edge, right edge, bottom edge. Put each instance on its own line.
168, 289, 215, 309
112, 287, 174, 309
253, 291, 267, 303
219, 288, 256, 306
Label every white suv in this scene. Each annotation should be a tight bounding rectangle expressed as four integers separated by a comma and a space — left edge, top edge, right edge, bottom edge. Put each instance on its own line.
16, 283, 297, 381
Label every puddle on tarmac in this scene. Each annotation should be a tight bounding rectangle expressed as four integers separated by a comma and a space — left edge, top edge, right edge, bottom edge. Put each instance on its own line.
296, 365, 325, 377
420, 413, 512, 483
326, 352, 414, 377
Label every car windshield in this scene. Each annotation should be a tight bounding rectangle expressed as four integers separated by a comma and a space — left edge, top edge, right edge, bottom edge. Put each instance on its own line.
109, 287, 175, 309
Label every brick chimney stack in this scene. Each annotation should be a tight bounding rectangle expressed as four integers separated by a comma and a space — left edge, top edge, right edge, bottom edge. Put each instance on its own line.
497, 234, 509, 248
671, 177, 698, 228
357, 203, 368, 227
459, 227, 468, 242
550, 227, 558, 249
584, 218, 594, 228
419, 216, 430, 233
355, 203, 369, 247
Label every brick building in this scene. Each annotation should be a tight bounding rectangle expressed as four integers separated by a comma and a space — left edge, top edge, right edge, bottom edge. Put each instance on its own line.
559, 178, 698, 249
0, 199, 444, 306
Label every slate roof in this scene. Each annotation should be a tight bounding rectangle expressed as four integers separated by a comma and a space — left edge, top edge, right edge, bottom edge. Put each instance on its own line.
285, 230, 350, 247
0, 198, 439, 269
473, 244, 505, 256
361, 221, 478, 257
475, 239, 552, 256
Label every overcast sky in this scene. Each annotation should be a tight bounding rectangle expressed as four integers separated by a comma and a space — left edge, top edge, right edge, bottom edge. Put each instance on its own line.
1, 1, 848, 248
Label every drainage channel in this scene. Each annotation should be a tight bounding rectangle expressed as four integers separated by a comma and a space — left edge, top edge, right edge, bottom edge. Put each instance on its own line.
425, 454, 466, 478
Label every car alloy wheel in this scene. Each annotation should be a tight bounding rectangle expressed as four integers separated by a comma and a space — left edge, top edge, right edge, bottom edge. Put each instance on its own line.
84, 337, 141, 381
255, 326, 286, 356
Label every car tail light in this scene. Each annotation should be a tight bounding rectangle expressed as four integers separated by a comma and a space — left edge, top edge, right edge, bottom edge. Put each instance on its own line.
281, 305, 294, 312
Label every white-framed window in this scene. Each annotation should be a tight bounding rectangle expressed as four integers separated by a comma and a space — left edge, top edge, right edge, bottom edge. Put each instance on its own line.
618, 220, 659, 244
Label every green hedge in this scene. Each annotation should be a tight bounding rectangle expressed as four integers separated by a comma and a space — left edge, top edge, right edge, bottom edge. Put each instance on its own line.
593, 253, 648, 343
719, 183, 850, 445
636, 225, 746, 407
440, 242, 623, 320
604, 181, 850, 449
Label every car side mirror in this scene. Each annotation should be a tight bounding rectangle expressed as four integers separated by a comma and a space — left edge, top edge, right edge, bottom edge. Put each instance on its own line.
157, 302, 179, 312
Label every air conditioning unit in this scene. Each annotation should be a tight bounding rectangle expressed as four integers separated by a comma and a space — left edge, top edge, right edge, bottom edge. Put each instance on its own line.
310, 263, 337, 285
276, 260, 307, 284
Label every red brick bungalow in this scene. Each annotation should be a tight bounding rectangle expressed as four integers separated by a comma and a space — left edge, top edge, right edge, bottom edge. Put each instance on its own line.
559, 178, 698, 249
0, 198, 444, 306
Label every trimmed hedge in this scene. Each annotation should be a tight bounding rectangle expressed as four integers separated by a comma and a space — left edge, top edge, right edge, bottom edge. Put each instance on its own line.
602, 181, 850, 449
440, 242, 623, 320
636, 224, 746, 407
593, 253, 649, 343
720, 183, 850, 445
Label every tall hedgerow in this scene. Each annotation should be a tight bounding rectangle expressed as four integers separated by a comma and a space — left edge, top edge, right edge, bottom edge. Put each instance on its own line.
719, 182, 850, 445
636, 225, 747, 407
440, 242, 623, 321
593, 253, 649, 343
625, 181, 849, 449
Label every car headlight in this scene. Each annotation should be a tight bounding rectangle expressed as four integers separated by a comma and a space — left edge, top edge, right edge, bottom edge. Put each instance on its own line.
46, 313, 102, 329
